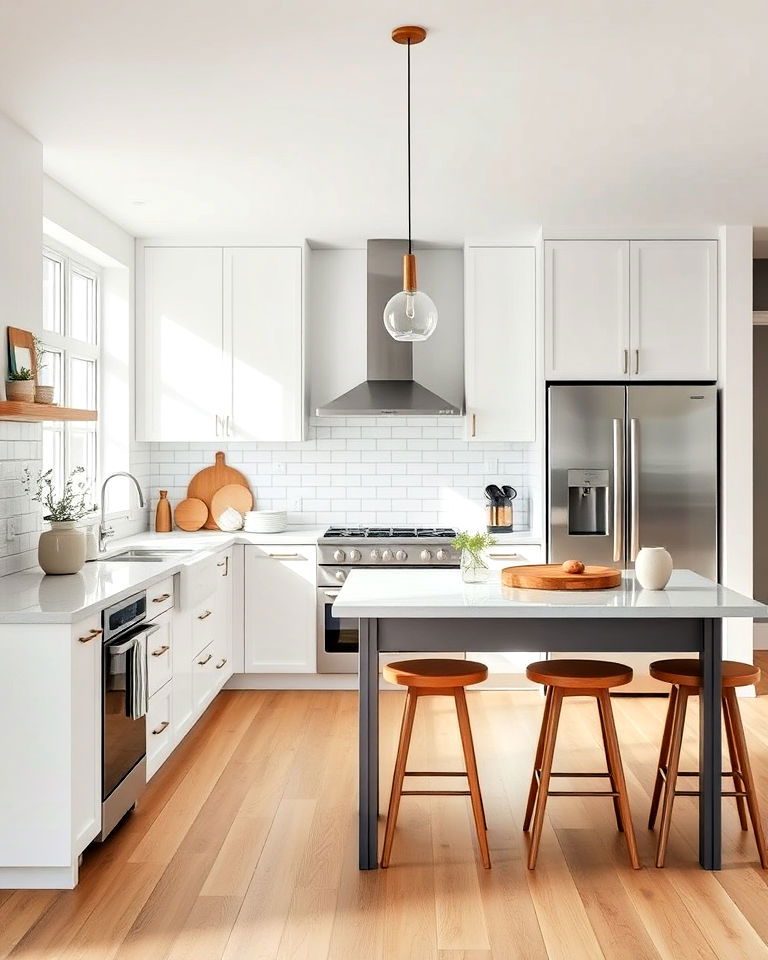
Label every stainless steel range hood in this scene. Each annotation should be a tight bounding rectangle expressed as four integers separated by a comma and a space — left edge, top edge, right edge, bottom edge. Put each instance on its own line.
315, 240, 461, 416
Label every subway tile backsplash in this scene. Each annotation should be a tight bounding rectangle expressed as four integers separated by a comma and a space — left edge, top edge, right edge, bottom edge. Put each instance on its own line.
149, 417, 541, 533
0, 422, 43, 576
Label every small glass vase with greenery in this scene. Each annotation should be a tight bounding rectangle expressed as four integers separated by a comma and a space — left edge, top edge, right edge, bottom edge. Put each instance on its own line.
453, 530, 497, 583
22, 466, 93, 524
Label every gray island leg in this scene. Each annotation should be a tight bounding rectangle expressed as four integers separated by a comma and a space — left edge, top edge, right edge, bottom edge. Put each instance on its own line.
700, 618, 722, 869
359, 617, 379, 869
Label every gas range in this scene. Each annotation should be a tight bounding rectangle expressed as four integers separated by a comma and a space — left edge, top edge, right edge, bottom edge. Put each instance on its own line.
317, 526, 459, 571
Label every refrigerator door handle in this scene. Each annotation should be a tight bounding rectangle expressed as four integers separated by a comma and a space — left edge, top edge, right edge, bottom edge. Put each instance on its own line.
630, 418, 640, 561
612, 418, 624, 563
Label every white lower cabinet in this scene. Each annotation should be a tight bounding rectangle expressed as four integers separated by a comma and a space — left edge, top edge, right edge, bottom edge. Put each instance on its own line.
70, 616, 103, 859
146, 683, 173, 779
244, 545, 316, 673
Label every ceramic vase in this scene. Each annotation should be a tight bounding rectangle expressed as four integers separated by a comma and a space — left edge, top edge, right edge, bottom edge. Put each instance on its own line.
38, 521, 86, 575
461, 548, 489, 583
635, 546, 673, 590
155, 490, 172, 532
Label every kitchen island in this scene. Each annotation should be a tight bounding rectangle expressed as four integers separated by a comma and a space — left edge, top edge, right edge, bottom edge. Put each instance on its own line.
332, 568, 766, 871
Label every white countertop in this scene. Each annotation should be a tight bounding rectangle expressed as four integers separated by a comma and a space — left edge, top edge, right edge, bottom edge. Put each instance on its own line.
332, 568, 767, 619
0, 527, 324, 624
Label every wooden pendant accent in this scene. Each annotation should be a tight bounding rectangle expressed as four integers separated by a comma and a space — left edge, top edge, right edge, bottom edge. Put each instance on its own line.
392, 25, 427, 44
402, 254, 418, 292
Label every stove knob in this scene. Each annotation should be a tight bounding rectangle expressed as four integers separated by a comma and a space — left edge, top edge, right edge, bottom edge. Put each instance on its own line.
335, 569, 347, 582
333, 549, 346, 563
370, 549, 380, 561
348, 548, 361, 562
420, 548, 433, 562
381, 549, 393, 562
395, 549, 407, 562
436, 548, 448, 561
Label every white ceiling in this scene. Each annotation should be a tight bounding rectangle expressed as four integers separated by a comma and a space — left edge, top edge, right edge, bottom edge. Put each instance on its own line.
1, 0, 768, 242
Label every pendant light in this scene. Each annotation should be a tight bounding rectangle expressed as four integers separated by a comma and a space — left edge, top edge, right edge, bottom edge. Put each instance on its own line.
383, 25, 438, 342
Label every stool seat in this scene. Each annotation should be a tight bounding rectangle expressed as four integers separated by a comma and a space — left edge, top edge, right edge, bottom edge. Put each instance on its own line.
383, 658, 488, 689
649, 659, 760, 689
526, 659, 633, 690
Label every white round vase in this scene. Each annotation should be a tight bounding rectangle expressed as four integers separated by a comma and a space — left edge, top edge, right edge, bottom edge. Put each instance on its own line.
38, 521, 86, 575
635, 546, 673, 590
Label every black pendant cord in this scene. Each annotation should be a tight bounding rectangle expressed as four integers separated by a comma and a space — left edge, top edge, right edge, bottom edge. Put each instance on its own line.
407, 38, 412, 256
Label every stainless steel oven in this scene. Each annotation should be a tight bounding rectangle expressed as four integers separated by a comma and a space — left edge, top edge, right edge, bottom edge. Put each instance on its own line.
98, 590, 159, 841
317, 581, 359, 673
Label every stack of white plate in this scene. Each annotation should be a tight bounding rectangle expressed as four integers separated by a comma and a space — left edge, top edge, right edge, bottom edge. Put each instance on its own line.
243, 509, 288, 534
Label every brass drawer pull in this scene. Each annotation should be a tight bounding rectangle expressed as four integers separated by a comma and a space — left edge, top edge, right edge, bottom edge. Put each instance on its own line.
197, 653, 212, 666
197, 609, 212, 620
78, 628, 103, 644
152, 720, 170, 735
217, 556, 229, 576
215, 658, 228, 669
267, 553, 303, 560
151, 644, 170, 657
152, 593, 171, 603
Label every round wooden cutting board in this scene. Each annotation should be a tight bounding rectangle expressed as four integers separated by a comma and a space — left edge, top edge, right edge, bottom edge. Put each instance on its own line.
501, 564, 622, 590
210, 484, 254, 527
174, 497, 208, 532
187, 451, 251, 530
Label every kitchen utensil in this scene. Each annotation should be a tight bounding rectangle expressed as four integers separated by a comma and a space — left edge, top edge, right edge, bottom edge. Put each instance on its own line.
502, 485, 518, 501
187, 452, 250, 531
155, 490, 172, 533
210, 484, 253, 529
501, 564, 621, 590
174, 498, 208, 531
486, 483, 515, 532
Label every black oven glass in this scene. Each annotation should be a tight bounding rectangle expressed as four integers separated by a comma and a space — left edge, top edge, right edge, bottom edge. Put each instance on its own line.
102, 635, 146, 799
324, 604, 359, 654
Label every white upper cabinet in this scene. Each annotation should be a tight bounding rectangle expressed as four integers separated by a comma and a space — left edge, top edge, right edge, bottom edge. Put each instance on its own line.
139, 247, 225, 441
138, 245, 305, 442
545, 240, 630, 381
629, 240, 717, 381
227, 247, 304, 441
544, 239, 718, 382
465, 246, 537, 441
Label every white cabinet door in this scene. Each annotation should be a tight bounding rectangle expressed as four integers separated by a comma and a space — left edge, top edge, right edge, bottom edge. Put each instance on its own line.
147, 609, 173, 698
227, 247, 304, 441
213, 549, 233, 687
545, 240, 630, 380
465, 246, 536, 441
139, 247, 225, 441
146, 684, 173, 780
629, 240, 718, 381
70, 616, 102, 855
244, 545, 316, 673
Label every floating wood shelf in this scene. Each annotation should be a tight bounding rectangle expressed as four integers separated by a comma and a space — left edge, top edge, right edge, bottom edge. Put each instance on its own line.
0, 401, 97, 422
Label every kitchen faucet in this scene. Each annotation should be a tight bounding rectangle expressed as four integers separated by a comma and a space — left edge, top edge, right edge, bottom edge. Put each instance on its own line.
99, 472, 145, 553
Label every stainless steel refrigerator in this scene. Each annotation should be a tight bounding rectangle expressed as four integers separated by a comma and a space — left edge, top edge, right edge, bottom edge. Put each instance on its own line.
548, 384, 718, 691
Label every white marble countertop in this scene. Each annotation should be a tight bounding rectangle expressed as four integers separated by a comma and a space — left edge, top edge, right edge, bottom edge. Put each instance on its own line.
333, 568, 767, 619
0, 527, 324, 623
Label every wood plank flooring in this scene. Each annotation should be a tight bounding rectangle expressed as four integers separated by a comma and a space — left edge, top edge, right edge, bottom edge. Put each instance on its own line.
5, 682, 768, 960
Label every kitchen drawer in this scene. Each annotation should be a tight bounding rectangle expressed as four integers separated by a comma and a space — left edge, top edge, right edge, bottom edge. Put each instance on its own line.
192, 640, 218, 717
147, 576, 175, 618
147, 610, 172, 698
180, 552, 223, 610
191, 601, 217, 658
146, 685, 173, 779
212, 631, 233, 689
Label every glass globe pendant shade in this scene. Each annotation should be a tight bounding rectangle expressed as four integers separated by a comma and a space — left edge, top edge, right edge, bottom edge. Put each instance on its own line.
383, 253, 438, 342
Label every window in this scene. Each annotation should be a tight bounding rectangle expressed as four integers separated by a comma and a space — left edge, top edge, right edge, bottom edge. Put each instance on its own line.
41, 244, 100, 505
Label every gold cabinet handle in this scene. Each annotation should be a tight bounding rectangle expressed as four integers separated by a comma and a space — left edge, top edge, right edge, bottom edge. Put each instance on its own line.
151, 720, 170, 735
488, 553, 522, 560
215, 658, 228, 669
197, 609, 212, 620
471, 413, 477, 438
152, 593, 171, 603
151, 644, 170, 657
217, 556, 229, 576
197, 653, 212, 665
267, 553, 304, 560
634, 348, 639, 374
78, 628, 103, 644
623, 348, 628, 374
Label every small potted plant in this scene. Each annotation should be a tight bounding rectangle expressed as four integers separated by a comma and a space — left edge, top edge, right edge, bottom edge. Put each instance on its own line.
32, 335, 54, 404
453, 530, 497, 583
22, 466, 94, 575
6, 366, 35, 402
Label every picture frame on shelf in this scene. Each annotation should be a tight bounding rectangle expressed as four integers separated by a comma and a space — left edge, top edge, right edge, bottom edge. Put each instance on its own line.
7, 326, 37, 380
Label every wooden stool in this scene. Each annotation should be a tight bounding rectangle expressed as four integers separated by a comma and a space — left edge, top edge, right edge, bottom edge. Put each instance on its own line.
648, 659, 768, 868
380, 659, 491, 869
523, 659, 640, 870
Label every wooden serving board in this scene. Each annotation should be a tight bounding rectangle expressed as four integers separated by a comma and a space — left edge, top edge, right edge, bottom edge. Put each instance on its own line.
187, 452, 250, 530
174, 498, 208, 532
501, 564, 621, 591
210, 483, 254, 525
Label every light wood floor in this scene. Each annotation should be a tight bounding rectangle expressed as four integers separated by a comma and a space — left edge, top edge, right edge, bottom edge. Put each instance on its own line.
5, 676, 768, 960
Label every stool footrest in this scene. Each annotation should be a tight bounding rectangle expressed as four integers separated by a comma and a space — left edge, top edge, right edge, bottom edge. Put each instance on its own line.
402, 790, 471, 797
536, 769, 612, 781
548, 790, 620, 798
404, 770, 467, 777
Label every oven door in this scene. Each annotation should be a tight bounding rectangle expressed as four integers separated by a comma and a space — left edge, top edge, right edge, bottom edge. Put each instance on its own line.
316, 588, 359, 673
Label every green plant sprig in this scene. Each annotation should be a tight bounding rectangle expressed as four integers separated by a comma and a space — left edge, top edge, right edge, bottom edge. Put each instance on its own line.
22, 466, 95, 522
8, 367, 33, 381
453, 530, 497, 557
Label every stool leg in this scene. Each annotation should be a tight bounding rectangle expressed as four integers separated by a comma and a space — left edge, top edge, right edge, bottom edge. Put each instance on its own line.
598, 690, 640, 869
656, 686, 688, 868
649, 684, 678, 830
724, 688, 768, 869
523, 687, 554, 832
722, 692, 749, 831
454, 687, 491, 869
380, 688, 419, 868
597, 693, 624, 833
527, 688, 563, 870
